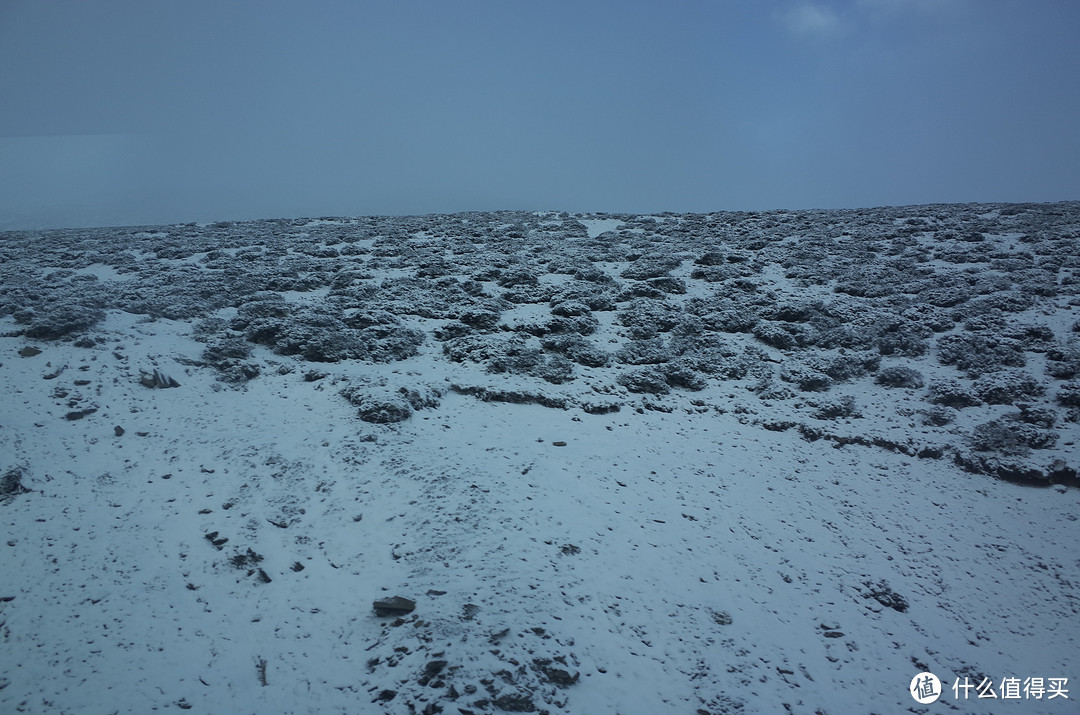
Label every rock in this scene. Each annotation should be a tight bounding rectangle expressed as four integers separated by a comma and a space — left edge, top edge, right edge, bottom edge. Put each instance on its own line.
140, 369, 180, 389
64, 408, 97, 421
1048, 459, 1079, 487
114, 426, 125, 437
18, 346, 41, 357
1, 468, 31, 501
373, 595, 416, 617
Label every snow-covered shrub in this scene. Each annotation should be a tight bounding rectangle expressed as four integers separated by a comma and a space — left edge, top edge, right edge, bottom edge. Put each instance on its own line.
545, 313, 599, 336
936, 333, 1026, 376
1013, 405, 1058, 428
927, 379, 981, 408
969, 419, 1057, 455
700, 308, 759, 334
459, 310, 501, 331
617, 367, 671, 395
550, 300, 591, 318
1001, 323, 1056, 352
919, 286, 971, 308
24, 304, 106, 340
555, 287, 617, 313
619, 255, 681, 280
694, 250, 726, 266
618, 299, 682, 336
615, 337, 673, 365
502, 283, 554, 304
443, 334, 573, 383
496, 267, 539, 288
540, 334, 610, 368
921, 405, 956, 426
202, 336, 260, 383
356, 395, 413, 423
808, 352, 880, 382
397, 386, 443, 411
644, 277, 687, 294
240, 305, 423, 363
1046, 342, 1080, 380
753, 322, 798, 350
899, 304, 954, 333
661, 360, 708, 391
872, 332, 933, 360
534, 354, 576, 384
1013, 268, 1059, 297
443, 334, 520, 364
779, 365, 831, 392
1055, 382, 1080, 407
876, 366, 924, 389
972, 370, 1045, 405
811, 395, 859, 420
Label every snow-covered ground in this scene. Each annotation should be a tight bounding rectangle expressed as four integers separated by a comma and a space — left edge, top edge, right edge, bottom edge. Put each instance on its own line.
1, 203, 1078, 713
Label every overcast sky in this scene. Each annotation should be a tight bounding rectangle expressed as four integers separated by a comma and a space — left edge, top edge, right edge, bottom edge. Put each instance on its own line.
1, 0, 1078, 229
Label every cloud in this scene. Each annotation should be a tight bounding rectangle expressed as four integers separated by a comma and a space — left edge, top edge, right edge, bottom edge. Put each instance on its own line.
775, 2, 850, 40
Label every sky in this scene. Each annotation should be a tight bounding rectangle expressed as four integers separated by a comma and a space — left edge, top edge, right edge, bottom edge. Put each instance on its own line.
1, 0, 1079, 230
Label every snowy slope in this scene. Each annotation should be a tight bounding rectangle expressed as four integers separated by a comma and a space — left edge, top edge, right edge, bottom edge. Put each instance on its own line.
1, 203, 1079, 714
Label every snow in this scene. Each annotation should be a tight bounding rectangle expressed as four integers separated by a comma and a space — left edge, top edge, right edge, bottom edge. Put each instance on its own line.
1, 203, 1079, 714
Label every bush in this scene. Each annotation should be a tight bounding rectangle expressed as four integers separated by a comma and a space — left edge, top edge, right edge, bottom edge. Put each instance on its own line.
24, 304, 106, 339
972, 370, 1045, 405
927, 379, 981, 408
615, 337, 673, 365
753, 322, 798, 350
876, 329, 929, 357
540, 334, 610, 368
809, 352, 880, 382
969, 419, 1057, 455
921, 405, 956, 426
1046, 342, 1080, 380
812, 395, 859, 420
779, 365, 831, 392
619, 255, 682, 280
662, 361, 708, 391
1055, 382, 1080, 407
617, 367, 671, 395
876, 366, 924, 389
937, 333, 1025, 376
618, 299, 682, 335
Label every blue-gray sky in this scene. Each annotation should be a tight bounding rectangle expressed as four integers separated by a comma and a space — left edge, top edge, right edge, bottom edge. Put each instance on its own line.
2, 0, 1078, 229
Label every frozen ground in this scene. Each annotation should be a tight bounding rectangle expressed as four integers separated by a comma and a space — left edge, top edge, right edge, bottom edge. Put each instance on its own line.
1, 203, 1079, 713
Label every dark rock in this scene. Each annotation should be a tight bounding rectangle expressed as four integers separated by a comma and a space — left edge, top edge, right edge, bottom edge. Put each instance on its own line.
1, 468, 31, 501
862, 579, 909, 612
114, 426, 125, 437
18, 346, 41, 357
492, 692, 536, 712
373, 596, 416, 617
1048, 460, 1079, 487
140, 369, 180, 389
64, 408, 97, 420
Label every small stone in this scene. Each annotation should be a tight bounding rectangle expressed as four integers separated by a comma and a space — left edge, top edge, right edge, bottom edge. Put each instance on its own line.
552, 441, 567, 447
373, 596, 416, 617
114, 426, 125, 437
18, 346, 42, 358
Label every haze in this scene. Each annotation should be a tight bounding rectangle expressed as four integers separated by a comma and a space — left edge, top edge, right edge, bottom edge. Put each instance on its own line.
1, 0, 1078, 229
